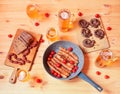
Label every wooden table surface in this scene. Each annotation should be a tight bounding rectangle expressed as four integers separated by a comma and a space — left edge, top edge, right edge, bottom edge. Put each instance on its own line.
0, 0, 120, 94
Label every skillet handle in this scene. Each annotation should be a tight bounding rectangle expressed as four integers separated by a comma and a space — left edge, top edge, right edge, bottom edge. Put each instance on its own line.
78, 72, 103, 92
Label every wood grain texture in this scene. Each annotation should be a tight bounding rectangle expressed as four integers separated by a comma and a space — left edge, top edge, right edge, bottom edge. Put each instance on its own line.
5, 29, 42, 71
0, 0, 120, 94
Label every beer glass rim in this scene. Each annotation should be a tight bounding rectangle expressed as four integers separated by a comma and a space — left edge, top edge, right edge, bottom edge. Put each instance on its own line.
58, 9, 71, 20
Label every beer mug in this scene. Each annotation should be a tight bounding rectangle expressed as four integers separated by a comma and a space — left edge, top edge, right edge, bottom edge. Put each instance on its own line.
95, 49, 118, 68
58, 9, 74, 32
26, 4, 47, 21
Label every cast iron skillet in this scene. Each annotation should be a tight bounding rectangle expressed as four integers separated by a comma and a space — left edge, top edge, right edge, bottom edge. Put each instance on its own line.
43, 40, 103, 92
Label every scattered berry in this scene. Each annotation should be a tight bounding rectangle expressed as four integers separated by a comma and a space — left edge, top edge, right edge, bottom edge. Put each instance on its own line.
95, 14, 101, 18
8, 34, 13, 38
96, 71, 101, 75
107, 26, 112, 31
45, 13, 50, 18
68, 47, 73, 51
104, 75, 110, 79
78, 12, 83, 16
36, 78, 42, 83
0, 75, 4, 79
35, 22, 40, 26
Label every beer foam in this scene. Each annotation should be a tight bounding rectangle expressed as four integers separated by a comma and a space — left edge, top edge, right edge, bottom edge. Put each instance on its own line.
60, 11, 69, 19
18, 71, 26, 81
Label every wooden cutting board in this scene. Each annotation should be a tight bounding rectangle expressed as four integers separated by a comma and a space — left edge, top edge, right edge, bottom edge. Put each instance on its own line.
77, 16, 110, 53
4, 29, 42, 83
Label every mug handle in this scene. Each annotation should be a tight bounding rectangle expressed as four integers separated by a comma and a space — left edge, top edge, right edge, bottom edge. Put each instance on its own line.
78, 72, 103, 92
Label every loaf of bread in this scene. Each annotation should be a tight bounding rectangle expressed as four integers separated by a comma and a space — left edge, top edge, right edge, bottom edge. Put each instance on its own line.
13, 31, 34, 54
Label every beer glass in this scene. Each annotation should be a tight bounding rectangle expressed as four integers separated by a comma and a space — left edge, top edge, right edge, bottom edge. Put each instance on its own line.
58, 9, 74, 32
95, 49, 118, 67
46, 27, 59, 42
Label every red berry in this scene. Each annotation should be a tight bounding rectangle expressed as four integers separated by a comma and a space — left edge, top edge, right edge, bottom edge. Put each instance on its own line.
47, 57, 51, 61
63, 59, 67, 64
107, 26, 112, 30
95, 14, 100, 18
72, 69, 76, 73
45, 13, 50, 18
70, 60, 74, 64
57, 74, 61, 78
68, 47, 73, 51
8, 34, 13, 38
78, 12, 83, 16
104, 75, 110, 79
49, 54, 53, 58
53, 72, 58, 76
96, 71, 101, 75
35, 22, 40, 26
74, 66, 78, 70
51, 50, 56, 55
51, 70, 55, 74
36, 78, 42, 83
56, 63, 61, 67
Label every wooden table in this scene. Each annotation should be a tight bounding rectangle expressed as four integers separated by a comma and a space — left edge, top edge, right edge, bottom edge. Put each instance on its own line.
0, 0, 120, 94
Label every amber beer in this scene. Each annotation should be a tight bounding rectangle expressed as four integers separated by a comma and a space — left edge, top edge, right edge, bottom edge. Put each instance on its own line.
95, 49, 113, 67
26, 4, 46, 21
58, 9, 72, 32
46, 28, 59, 42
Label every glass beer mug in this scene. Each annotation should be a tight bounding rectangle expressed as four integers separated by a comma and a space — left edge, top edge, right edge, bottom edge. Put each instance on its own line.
95, 49, 118, 68
26, 4, 47, 21
58, 9, 74, 32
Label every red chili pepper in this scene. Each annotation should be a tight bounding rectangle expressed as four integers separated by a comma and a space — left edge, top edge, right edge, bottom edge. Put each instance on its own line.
95, 14, 101, 18
78, 12, 83, 16
8, 34, 13, 38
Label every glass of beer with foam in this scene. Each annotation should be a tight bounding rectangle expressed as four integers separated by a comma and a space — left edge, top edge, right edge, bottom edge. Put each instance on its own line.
58, 9, 74, 32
